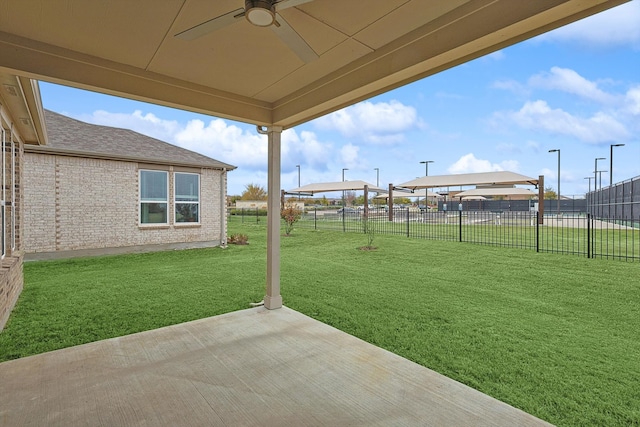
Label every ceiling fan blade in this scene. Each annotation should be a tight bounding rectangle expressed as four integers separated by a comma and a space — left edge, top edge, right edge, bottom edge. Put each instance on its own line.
271, 13, 318, 63
175, 8, 245, 40
274, 0, 314, 11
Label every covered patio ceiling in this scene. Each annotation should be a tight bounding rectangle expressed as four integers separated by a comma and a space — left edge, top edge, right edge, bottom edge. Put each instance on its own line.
0, 0, 628, 130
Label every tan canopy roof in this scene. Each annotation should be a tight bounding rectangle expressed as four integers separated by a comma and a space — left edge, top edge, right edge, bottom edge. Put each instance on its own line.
287, 180, 387, 195
398, 171, 539, 190
375, 189, 442, 199
456, 187, 537, 198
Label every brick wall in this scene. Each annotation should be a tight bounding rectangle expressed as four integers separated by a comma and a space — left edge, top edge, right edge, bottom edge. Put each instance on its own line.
0, 255, 23, 331
24, 153, 226, 253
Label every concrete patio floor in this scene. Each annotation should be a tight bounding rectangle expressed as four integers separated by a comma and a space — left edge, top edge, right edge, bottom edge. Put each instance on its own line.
0, 306, 553, 426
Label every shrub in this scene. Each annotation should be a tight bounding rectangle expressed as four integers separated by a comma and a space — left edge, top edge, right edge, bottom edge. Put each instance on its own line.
281, 203, 303, 236
227, 233, 248, 245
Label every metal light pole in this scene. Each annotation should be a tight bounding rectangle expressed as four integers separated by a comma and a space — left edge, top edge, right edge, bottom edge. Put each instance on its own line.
597, 171, 608, 190
609, 144, 625, 186
374, 168, 379, 187
420, 160, 434, 176
295, 164, 300, 201
594, 157, 605, 190
342, 168, 348, 207
584, 177, 593, 193
549, 149, 560, 215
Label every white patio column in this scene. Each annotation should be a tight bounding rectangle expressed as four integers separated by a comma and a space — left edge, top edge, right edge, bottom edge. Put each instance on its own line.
261, 125, 283, 309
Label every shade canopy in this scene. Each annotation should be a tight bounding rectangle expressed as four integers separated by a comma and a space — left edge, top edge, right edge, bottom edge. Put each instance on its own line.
0, 1, 627, 131
398, 172, 539, 190
287, 180, 387, 195
375, 189, 442, 199
456, 187, 537, 198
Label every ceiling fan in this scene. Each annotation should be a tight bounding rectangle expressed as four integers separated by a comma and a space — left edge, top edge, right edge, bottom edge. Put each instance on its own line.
175, 0, 318, 63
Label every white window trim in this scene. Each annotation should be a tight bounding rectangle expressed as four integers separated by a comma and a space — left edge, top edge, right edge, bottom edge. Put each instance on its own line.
174, 172, 201, 225
10, 126, 15, 251
1, 123, 6, 259
139, 169, 169, 226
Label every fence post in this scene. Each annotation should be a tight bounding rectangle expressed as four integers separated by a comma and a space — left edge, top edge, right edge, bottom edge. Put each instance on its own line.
314, 207, 317, 230
459, 208, 462, 242
536, 211, 539, 252
587, 213, 591, 259
256, 207, 259, 223
406, 207, 410, 237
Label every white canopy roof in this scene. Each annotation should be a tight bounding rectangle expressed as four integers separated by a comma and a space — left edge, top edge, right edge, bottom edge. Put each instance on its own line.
455, 187, 537, 198
398, 171, 539, 190
375, 189, 442, 199
287, 180, 387, 195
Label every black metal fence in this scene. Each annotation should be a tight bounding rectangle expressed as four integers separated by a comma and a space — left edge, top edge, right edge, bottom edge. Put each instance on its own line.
588, 175, 640, 223
230, 208, 640, 262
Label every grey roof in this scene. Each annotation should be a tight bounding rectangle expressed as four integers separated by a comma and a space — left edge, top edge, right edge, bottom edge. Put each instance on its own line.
398, 171, 539, 190
29, 110, 235, 170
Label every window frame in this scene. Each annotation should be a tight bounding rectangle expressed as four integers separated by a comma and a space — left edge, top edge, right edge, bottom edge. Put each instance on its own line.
174, 172, 200, 225
139, 169, 169, 226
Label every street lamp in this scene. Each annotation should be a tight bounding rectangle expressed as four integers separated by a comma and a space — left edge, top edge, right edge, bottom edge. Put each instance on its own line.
342, 168, 348, 207
584, 177, 594, 193
610, 144, 625, 186
420, 160, 434, 176
374, 168, 379, 187
597, 170, 608, 190
594, 157, 605, 191
295, 164, 301, 201
549, 149, 560, 215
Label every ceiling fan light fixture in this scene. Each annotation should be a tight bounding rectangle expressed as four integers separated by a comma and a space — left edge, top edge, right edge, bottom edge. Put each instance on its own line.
245, 0, 276, 27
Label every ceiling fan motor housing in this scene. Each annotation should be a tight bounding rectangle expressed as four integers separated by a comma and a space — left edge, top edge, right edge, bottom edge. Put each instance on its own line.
245, 0, 276, 27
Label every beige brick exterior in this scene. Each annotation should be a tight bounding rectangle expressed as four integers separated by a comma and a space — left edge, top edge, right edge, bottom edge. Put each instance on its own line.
24, 153, 228, 255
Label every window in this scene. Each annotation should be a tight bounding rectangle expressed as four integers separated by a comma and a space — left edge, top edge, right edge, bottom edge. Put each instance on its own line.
140, 170, 168, 224
1, 125, 5, 258
175, 172, 200, 223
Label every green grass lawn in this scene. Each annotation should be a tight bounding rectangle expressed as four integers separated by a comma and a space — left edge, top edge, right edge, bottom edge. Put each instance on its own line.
1, 218, 639, 426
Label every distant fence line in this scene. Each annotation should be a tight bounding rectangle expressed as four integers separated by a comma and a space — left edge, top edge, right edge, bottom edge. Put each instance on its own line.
229, 207, 639, 262
587, 175, 640, 221
436, 198, 587, 213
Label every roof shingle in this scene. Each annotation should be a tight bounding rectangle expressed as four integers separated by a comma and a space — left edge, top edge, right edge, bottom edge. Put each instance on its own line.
35, 110, 235, 170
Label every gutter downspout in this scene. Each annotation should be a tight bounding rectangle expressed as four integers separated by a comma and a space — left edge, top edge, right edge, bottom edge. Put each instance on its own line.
220, 168, 227, 247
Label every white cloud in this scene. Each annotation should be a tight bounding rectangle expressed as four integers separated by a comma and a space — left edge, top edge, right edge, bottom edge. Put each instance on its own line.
527, 140, 541, 153
528, 67, 617, 104
448, 153, 519, 174
625, 85, 640, 115
174, 118, 267, 169
281, 129, 332, 171
534, 1, 640, 50
492, 79, 529, 96
77, 110, 180, 141
495, 100, 630, 144
340, 144, 360, 170
314, 100, 419, 144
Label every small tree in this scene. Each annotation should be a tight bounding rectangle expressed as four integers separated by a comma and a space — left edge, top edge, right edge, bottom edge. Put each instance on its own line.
281, 203, 303, 236
544, 186, 558, 200
361, 213, 377, 250
241, 183, 267, 201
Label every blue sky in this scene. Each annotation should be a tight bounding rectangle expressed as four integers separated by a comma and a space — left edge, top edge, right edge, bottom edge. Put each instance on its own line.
40, 1, 640, 197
